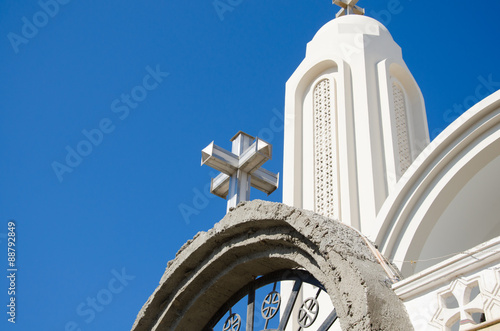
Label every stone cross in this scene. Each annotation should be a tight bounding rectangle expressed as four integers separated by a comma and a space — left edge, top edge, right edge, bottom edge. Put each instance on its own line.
333, 0, 365, 18
201, 131, 279, 212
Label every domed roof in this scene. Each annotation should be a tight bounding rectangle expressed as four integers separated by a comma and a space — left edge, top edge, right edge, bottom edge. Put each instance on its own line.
315, 15, 390, 38
306, 15, 399, 59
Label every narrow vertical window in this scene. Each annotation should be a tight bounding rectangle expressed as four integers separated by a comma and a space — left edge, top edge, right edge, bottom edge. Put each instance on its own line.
393, 81, 411, 175
313, 78, 337, 218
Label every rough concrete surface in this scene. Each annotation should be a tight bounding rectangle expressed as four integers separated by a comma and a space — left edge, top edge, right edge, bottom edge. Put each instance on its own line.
131, 200, 413, 330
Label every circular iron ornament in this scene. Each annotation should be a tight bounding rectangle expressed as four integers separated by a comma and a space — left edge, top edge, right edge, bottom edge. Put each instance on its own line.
298, 297, 319, 328
261, 290, 281, 320
207, 269, 337, 330
222, 313, 241, 331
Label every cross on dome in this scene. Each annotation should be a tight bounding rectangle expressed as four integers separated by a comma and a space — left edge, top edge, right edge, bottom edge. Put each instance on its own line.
333, 0, 365, 18
201, 131, 279, 212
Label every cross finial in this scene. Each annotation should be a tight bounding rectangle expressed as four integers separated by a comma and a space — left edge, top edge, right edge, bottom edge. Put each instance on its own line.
333, 0, 365, 18
201, 131, 279, 212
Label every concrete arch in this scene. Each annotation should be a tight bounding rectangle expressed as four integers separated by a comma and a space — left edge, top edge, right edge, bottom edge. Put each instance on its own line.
131, 200, 412, 331
374, 90, 500, 277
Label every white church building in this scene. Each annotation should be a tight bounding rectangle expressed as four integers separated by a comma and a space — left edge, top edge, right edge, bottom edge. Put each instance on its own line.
282, 4, 500, 330
132, 1, 500, 330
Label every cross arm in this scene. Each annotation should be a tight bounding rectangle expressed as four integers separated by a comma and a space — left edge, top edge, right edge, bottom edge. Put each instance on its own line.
210, 167, 279, 198
335, 5, 364, 17
333, 0, 364, 17
210, 173, 230, 199
238, 138, 273, 173
201, 142, 239, 175
251, 168, 279, 195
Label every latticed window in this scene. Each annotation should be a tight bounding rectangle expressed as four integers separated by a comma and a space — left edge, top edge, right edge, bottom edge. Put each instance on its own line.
432, 279, 487, 331
313, 78, 337, 219
392, 81, 411, 175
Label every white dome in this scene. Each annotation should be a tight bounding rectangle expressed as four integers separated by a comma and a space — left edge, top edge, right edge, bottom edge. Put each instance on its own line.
306, 14, 400, 60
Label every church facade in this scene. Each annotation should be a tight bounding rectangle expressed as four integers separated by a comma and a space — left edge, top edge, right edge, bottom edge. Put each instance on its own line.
132, 4, 500, 331
281, 10, 500, 330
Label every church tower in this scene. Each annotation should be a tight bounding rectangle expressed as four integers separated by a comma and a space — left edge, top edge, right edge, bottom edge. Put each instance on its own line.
133, 2, 500, 329
283, 11, 429, 234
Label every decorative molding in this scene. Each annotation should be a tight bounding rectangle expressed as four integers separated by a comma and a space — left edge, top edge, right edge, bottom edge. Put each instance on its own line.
430, 277, 485, 330
428, 268, 500, 330
393, 236, 500, 300
313, 78, 337, 219
375, 90, 500, 274
392, 81, 411, 175
394, 237, 500, 330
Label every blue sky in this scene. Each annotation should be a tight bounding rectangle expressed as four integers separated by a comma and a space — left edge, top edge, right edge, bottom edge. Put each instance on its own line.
1, 0, 499, 330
